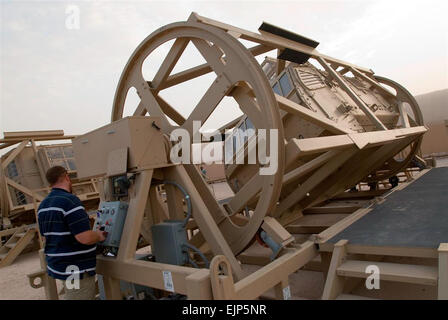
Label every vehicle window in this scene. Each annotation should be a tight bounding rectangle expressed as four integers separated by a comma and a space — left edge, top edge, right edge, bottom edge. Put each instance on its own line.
246, 118, 255, 130
279, 73, 292, 96
273, 82, 282, 95
67, 159, 77, 171
62, 146, 74, 158
7, 161, 19, 178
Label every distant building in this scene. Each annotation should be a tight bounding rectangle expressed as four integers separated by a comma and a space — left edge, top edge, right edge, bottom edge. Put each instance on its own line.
415, 89, 448, 157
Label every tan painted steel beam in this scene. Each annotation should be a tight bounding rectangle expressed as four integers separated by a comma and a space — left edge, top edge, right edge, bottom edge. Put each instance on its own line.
31, 139, 48, 187
319, 242, 438, 259
232, 86, 265, 130
347, 126, 426, 149
438, 243, 448, 300
159, 44, 274, 90
133, 93, 187, 127
303, 134, 421, 209
275, 94, 353, 135
227, 173, 263, 214
0, 142, 16, 150
190, 12, 373, 74
233, 242, 317, 299
97, 256, 211, 297
349, 67, 396, 98
321, 239, 348, 299
152, 38, 190, 90
192, 38, 226, 74
282, 150, 339, 185
228, 150, 338, 215
182, 75, 232, 135
398, 101, 411, 128
316, 56, 387, 131
117, 170, 153, 261
288, 135, 354, 158
3, 130, 64, 139
154, 95, 186, 125
5, 178, 44, 202
274, 148, 357, 219
1, 140, 29, 169
338, 67, 350, 75
39, 249, 59, 299
0, 228, 36, 267
0, 136, 77, 144
217, 115, 244, 132
102, 276, 122, 300
169, 165, 243, 280
134, 79, 174, 133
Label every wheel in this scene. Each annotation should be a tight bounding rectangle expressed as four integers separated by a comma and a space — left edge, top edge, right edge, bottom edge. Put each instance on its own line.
111, 18, 285, 254
388, 175, 399, 188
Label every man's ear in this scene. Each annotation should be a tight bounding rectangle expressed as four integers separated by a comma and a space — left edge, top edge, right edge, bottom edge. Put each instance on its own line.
58, 174, 68, 184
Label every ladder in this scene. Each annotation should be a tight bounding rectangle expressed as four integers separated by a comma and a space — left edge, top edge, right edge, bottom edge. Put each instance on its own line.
0, 225, 37, 267
322, 240, 448, 300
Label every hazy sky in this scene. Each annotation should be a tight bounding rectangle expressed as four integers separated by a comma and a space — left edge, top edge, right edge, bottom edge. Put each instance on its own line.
1, 0, 447, 146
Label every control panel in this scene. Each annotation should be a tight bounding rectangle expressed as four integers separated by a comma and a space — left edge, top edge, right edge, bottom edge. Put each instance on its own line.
94, 201, 129, 249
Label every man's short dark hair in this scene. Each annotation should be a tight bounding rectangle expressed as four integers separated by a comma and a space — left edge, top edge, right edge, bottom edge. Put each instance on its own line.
45, 166, 67, 186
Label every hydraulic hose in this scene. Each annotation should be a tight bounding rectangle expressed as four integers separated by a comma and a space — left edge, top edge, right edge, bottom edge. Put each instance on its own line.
182, 242, 210, 268
152, 180, 192, 228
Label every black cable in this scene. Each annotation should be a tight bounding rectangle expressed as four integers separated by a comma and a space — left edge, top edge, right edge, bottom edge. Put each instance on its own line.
182, 242, 210, 268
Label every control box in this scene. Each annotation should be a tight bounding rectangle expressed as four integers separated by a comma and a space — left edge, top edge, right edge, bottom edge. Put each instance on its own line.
94, 201, 129, 248
151, 220, 188, 265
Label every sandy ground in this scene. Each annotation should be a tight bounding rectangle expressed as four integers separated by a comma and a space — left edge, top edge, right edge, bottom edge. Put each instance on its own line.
0, 247, 436, 300
242, 264, 325, 300
0, 243, 325, 300
0, 251, 60, 299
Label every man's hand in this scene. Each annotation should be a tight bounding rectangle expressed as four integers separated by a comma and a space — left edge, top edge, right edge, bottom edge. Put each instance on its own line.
96, 230, 106, 242
75, 230, 107, 245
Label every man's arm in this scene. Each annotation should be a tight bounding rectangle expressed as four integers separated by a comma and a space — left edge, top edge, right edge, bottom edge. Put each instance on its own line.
64, 197, 105, 245
75, 230, 105, 245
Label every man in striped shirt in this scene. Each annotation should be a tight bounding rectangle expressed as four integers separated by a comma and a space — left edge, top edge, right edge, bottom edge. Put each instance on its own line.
38, 166, 105, 300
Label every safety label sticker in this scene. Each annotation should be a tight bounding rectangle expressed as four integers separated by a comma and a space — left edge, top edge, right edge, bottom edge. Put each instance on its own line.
163, 270, 174, 292
283, 286, 291, 300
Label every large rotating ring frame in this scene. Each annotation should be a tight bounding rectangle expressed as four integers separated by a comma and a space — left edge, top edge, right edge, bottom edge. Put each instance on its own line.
110, 13, 428, 255
111, 19, 285, 256
363, 75, 425, 183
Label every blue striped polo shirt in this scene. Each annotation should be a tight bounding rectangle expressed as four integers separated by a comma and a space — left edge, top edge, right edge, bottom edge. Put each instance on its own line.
37, 188, 96, 280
